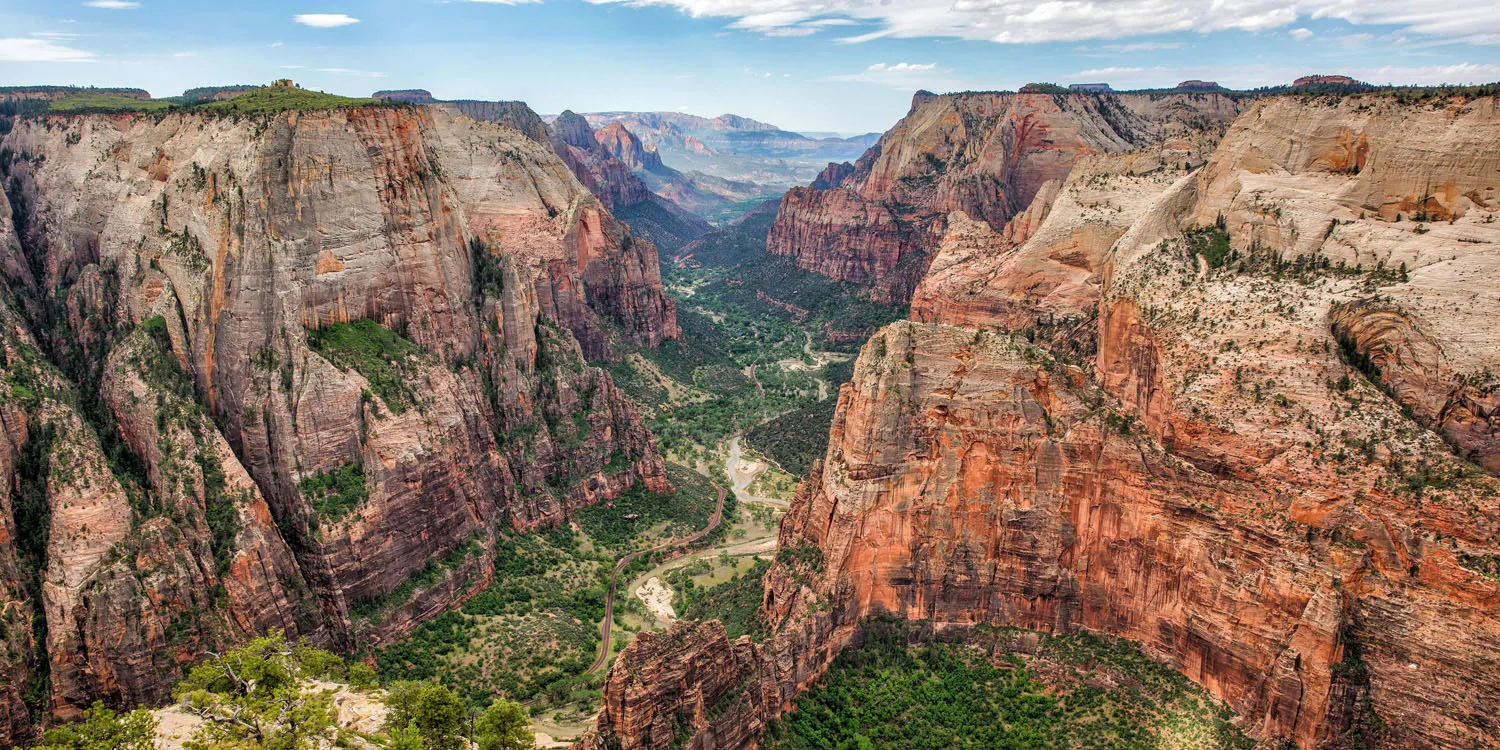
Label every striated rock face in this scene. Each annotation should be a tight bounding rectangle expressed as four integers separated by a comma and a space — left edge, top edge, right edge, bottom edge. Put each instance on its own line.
586, 94, 1500, 750
808, 161, 854, 191
441, 100, 551, 143
373, 89, 438, 104
594, 123, 665, 173
768, 90, 1244, 303
0, 103, 673, 739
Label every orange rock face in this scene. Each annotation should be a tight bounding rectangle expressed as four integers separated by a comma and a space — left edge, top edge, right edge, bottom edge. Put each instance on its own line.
0, 104, 674, 741
584, 94, 1500, 750
767, 91, 1244, 303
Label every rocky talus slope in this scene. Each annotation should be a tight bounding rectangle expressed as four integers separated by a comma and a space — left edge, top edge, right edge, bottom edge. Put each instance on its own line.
768, 90, 1244, 303
0, 103, 675, 745
582, 94, 1500, 749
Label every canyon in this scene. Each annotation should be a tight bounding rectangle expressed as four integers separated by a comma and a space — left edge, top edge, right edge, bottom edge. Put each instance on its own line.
0, 101, 677, 746
3, 80, 1500, 750
581, 92, 1500, 749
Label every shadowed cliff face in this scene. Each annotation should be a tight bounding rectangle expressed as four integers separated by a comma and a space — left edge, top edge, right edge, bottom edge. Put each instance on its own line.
0, 104, 674, 742
767, 91, 1244, 304
583, 94, 1500, 750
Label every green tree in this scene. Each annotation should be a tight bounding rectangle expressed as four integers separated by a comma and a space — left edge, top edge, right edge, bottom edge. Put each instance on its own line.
383, 682, 466, 750
173, 633, 337, 750
474, 699, 533, 750
35, 702, 158, 750
387, 722, 425, 750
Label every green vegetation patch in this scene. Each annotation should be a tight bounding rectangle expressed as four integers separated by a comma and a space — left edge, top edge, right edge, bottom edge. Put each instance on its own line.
767, 624, 1253, 750
745, 358, 854, 476
574, 463, 722, 549
46, 93, 174, 114
682, 201, 780, 265
298, 462, 368, 524
195, 86, 382, 115
1184, 217, 1233, 269
678, 558, 769, 640
306, 319, 426, 414
374, 526, 607, 710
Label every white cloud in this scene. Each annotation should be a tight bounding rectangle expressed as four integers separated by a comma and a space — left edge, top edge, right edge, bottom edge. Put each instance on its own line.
316, 67, 386, 77
1290, 27, 1314, 41
584, 0, 1500, 46
1071, 65, 1152, 78
269, 41, 285, 47
1346, 62, 1500, 85
832, 61, 961, 89
83, 0, 140, 8
172, 51, 195, 57
0, 37, 96, 62
732, 13, 863, 37
461, 0, 541, 3
762, 26, 819, 37
293, 13, 360, 27
1094, 41, 1185, 53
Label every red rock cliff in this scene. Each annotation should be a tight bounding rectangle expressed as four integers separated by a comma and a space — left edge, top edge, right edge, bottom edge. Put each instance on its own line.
0, 104, 674, 742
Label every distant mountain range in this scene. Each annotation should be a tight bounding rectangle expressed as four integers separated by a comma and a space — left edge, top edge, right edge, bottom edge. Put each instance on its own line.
574, 111, 881, 194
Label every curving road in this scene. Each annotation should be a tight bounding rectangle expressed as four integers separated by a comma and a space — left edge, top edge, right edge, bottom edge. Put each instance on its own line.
587, 483, 727, 674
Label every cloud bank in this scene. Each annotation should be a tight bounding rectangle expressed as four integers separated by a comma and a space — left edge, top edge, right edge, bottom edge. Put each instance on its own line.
293, 13, 360, 28
586, 0, 1500, 46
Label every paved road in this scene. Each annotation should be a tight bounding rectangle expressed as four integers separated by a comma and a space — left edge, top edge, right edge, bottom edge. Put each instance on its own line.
587, 483, 727, 674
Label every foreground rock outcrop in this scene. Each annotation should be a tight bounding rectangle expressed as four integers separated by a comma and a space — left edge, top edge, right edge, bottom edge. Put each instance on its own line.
0, 102, 675, 744
768, 90, 1244, 303
585, 93, 1500, 749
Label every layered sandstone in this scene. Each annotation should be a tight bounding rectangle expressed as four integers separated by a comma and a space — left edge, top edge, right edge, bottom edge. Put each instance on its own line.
767, 90, 1243, 303
586, 93, 1500, 750
0, 103, 673, 740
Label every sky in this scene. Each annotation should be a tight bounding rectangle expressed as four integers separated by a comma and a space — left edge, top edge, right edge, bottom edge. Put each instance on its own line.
2, 0, 1499, 134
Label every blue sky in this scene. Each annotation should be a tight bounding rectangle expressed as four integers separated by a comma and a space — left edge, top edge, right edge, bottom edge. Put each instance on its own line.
2, 0, 1498, 133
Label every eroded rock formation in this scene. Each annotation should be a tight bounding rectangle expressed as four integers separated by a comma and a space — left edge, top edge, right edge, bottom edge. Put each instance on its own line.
0, 103, 674, 742
585, 93, 1500, 749
767, 90, 1244, 303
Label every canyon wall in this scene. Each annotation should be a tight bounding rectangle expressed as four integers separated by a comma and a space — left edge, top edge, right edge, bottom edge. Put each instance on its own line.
0, 103, 675, 744
586, 93, 1500, 749
767, 91, 1244, 303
